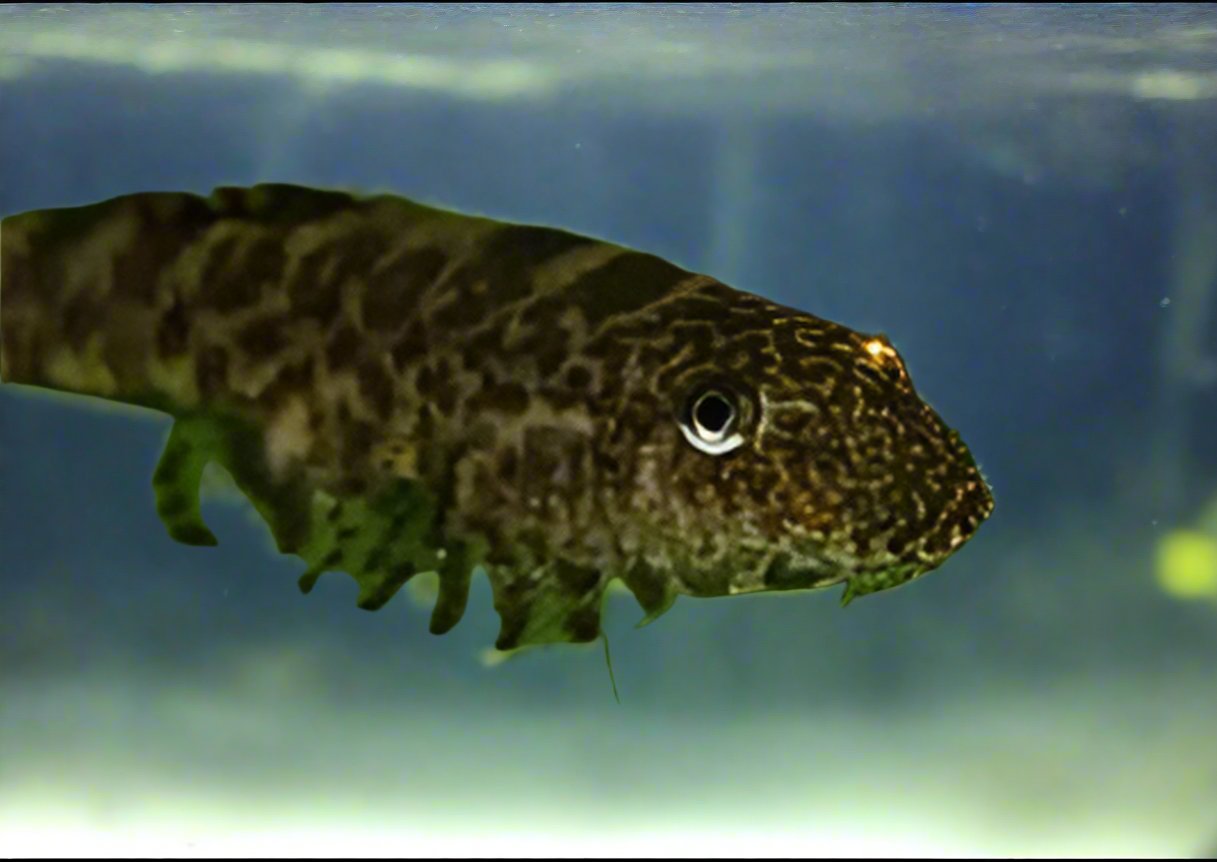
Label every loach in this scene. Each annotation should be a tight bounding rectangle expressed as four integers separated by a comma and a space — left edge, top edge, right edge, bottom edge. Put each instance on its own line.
0, 184, 994, 651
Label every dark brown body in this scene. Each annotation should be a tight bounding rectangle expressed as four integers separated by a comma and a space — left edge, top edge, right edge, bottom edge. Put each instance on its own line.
0, 184, 993, 649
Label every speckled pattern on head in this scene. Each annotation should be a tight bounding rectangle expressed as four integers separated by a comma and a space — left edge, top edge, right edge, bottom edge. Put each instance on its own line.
0, 183, 994, 651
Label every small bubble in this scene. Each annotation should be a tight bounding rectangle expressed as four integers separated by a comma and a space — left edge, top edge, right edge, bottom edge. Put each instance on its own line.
1160, 297, 1171, 308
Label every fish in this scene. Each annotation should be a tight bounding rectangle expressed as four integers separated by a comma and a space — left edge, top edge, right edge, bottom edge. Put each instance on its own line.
0, 183, 994, 651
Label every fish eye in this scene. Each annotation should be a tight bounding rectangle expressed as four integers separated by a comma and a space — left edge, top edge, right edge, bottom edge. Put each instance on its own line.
679, 387, 746, 455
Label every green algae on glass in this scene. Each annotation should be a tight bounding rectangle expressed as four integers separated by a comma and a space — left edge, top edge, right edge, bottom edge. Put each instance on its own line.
0, 183, 994, 651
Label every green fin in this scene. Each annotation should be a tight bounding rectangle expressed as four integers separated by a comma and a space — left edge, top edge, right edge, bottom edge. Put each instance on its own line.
621, 561, 678, 628
294, 480, 441, 613
151, 411, 485, 633
488, 559, 611, 651
429, 537, 486, 634
153, 412, 312, 553
149, 413, 667, 647
152, 418, 219, 546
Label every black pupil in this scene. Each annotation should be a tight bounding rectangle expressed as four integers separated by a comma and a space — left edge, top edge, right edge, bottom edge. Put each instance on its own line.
695, 392, 733, 434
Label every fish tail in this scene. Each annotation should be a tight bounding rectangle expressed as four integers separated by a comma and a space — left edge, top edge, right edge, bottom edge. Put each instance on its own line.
0, 184, 400, 415
1, 190, 222, 411
1, 183, 463, 418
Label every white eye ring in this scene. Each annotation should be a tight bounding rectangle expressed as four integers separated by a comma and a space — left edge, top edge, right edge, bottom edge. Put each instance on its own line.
679, 389, 745, 455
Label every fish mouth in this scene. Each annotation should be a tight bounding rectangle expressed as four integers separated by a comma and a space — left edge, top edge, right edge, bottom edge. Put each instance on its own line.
761, 486, 993, 603
757, 464, 994, 601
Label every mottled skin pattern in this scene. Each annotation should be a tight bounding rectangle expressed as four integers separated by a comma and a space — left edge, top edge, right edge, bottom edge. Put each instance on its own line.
0, 184, 994, 650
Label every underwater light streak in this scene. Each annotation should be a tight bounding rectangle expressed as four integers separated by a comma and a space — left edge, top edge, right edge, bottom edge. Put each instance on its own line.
9, 32, 554, 100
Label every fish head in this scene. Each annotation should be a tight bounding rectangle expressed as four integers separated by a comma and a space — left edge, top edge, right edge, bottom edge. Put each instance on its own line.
609, 281, 994, 601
